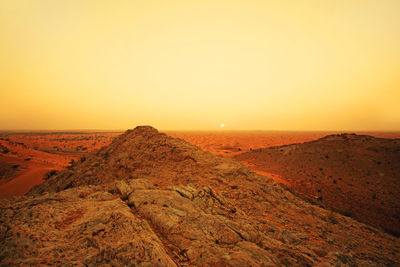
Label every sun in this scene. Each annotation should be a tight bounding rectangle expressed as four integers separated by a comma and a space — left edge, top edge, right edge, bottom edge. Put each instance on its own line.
220, 123, 225, 128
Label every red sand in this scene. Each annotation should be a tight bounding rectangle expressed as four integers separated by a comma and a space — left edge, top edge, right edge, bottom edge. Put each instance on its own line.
167, 130, 400, 157
0, 132, 119, 198
0, 163, 55, 198
0, 130, 399, 199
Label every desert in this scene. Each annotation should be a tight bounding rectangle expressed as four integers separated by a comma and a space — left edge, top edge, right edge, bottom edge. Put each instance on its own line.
2, 1, 400, 265
0, 131, 119, 198
1, 126, 400, 266
234, 133, 400, 237
2, 130, 397, 198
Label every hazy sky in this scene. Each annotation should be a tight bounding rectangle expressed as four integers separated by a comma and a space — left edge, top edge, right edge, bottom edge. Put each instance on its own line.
1, 0, 399, 130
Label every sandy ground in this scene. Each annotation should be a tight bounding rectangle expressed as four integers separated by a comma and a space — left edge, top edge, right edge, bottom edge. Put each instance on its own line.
242, 162, 291, 187
0, 132, 119, 198
0, 130, 399, 199
3, 126, 400, 266
234, 133, 400, 235
167, 131, 400, 157
0, 163, 55, 198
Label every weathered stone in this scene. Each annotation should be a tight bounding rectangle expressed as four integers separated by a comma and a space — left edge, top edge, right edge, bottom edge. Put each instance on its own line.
2, 126, 396, 266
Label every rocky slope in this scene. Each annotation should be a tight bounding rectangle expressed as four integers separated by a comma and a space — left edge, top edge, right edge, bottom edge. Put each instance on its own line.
235, 133, 400, 237
1, 127, 399, 266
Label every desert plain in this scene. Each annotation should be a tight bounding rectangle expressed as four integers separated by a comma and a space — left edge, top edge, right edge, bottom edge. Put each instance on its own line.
1, 129, 398, 198
1, 128, 400, 266
2, 1, 400, 265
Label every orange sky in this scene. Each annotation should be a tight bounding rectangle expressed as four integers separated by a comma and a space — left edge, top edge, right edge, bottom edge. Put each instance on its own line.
0, 0, 399, 131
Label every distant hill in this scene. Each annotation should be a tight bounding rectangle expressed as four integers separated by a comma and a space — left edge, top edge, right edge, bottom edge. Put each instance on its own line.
235, 133, 400, 236
1, 128, 399, 266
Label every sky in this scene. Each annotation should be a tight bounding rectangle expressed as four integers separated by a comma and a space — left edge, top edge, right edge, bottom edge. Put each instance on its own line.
0, 0, 399, 131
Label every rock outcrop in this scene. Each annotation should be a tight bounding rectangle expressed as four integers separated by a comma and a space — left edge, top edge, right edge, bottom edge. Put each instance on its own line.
1, 127, 399, 266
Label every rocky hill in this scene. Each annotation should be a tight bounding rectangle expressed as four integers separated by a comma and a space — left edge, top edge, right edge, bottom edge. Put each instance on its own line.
235, 133, 400, 237
1, 127, 399, 266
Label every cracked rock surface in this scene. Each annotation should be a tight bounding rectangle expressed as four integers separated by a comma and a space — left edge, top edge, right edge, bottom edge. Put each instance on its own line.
1, 126, 399, 266
0, 187, 175, 266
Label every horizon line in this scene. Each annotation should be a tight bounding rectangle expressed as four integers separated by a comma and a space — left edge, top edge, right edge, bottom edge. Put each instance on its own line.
1, 128, 400, 133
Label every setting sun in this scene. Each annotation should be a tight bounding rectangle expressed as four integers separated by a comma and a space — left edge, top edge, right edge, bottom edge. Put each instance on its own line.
0, 0, 399, 131
0, 1, 399, 265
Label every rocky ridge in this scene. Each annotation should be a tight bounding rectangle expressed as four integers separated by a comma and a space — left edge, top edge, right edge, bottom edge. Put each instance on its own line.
235, 133, 400, 236
1, 127, 399, 266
